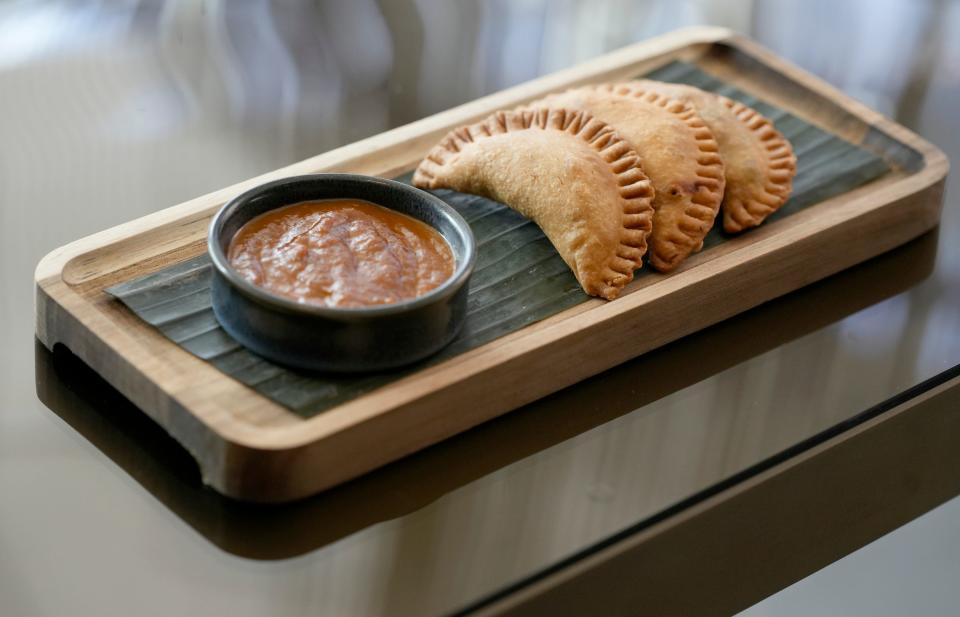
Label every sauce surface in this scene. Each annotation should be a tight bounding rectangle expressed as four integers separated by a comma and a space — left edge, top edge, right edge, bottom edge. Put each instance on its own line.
228, 199, 455, 308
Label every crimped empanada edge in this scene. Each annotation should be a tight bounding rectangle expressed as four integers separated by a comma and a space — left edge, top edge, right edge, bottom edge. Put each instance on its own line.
538, 83, 726, 271
413, 107, 655, 300
595, 82, 725, 271
720, 96, 798, 233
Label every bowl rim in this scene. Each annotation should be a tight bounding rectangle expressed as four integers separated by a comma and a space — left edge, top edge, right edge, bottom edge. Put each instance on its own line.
207, 173, 476, 318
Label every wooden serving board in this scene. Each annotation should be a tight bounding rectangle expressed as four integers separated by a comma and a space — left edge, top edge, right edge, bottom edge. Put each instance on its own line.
35, 27, 948, 502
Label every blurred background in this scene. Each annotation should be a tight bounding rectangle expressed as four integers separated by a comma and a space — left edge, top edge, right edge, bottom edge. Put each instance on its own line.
1, 0, 958, 615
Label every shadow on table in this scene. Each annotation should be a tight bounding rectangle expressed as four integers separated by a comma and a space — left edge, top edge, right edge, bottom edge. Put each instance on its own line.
35, 229, 939, 560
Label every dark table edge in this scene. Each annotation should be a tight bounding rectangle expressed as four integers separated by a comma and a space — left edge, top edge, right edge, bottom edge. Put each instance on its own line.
454, 362, 960, 617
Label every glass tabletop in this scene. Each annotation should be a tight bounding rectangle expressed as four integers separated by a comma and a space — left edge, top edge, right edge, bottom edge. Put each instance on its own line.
3, 1, 958, 616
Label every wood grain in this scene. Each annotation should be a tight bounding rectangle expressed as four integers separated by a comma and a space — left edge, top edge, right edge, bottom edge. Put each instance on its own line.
35, 26, 949, 502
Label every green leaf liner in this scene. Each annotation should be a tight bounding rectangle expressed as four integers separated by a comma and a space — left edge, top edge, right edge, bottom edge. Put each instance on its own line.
106, 61, 892, 417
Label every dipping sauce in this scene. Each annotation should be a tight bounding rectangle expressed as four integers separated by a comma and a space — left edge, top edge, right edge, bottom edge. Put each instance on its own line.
228, 199, 455, 308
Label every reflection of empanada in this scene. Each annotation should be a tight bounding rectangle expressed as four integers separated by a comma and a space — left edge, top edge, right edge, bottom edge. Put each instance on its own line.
535, 84, 725, 272
413, 108, 655, 300
638, 81, 797, 233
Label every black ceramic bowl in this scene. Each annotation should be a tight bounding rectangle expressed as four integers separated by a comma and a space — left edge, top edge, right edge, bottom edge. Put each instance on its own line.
208, 174, 476, 373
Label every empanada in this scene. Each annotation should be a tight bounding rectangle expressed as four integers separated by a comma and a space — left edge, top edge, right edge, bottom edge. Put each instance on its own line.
413, 108, 655, 300
534, 84, 725, 272
637, 81, 797, 233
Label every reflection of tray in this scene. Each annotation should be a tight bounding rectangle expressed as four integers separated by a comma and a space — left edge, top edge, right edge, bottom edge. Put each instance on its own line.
35, 27, 948, 502
35, 231, 939, 559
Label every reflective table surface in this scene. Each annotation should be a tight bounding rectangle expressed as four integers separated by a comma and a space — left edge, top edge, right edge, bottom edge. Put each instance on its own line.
2, 1, 958, 615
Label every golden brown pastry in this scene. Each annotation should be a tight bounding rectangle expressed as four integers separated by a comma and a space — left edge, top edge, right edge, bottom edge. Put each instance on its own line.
533, 83, 725, 272
413, 108, 655, 300
637, 80, 797, 233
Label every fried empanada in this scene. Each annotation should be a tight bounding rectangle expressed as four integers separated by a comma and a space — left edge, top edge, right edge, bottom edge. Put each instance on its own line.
413, 108, 655, 300
534, 84, 725, 272
637, 81, 797, 233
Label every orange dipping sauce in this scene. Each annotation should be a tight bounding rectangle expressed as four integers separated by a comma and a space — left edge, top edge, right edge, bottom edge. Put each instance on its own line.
228, 199, 455, 308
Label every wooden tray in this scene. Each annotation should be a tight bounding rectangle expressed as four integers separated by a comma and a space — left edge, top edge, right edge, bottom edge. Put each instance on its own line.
35, 27, 948, 502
